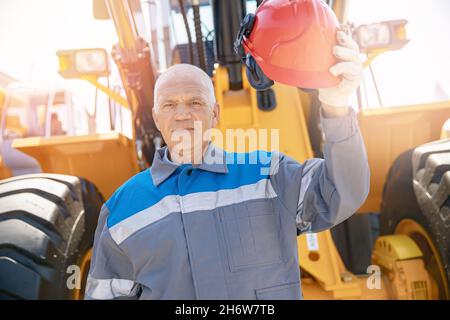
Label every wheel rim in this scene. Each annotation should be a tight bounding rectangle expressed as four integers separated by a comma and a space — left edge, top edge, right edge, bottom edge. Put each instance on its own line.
395, 219, 449, 299
72, 247, 93, 300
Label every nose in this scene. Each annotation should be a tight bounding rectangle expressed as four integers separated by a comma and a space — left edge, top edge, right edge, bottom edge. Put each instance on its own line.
174, 104, 192, 120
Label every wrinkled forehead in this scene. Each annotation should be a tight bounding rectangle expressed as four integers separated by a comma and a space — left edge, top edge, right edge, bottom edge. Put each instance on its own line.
154, 69, 215, 106
156, 81, 210, 102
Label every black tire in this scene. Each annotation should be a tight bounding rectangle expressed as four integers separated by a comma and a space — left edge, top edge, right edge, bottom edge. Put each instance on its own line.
380, 140, 450, 299
0, 173, 103, 300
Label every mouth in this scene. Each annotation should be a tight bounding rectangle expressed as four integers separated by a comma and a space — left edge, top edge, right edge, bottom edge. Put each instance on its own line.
172, 128, 195, 132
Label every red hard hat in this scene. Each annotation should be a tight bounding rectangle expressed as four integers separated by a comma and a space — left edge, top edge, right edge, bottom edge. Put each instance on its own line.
242, 0, 341, 89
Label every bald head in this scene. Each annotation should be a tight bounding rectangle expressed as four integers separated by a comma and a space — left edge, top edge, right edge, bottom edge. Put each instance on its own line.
154, 64, 216, 111
151, 64, 220, 164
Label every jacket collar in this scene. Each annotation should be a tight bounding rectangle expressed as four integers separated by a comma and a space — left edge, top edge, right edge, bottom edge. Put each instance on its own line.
150, 142, 228, 186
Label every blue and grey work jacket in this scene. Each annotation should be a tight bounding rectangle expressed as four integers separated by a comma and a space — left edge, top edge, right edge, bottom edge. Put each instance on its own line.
85, 109, 370, 299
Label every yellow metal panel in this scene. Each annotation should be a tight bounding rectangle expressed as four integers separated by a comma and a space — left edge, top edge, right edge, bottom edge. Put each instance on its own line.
257, 83, 314, 161
12, 132, 140, 199
214, 66, 313, 162
358, 101, 450, 212
0, 157, 12, 180
298, 231, 362, 299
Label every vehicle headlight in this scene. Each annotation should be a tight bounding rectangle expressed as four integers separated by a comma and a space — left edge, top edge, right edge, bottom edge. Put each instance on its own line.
57, 48, 110, 79
355, 20, 409, 53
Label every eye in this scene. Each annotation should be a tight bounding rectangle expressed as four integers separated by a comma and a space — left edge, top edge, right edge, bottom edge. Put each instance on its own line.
191, 100, 203, 106
161, 102, 175, 109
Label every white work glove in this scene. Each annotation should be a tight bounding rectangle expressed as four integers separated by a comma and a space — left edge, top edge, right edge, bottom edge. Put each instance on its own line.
318, 30, 363, 108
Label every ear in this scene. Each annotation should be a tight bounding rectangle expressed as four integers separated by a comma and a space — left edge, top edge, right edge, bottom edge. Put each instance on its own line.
212, 102, 220, 128
152, 107, 160, 131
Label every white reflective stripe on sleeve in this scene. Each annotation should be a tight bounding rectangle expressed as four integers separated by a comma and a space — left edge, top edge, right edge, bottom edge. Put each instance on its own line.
109, 178, 277, 244
85, 275, 139, 299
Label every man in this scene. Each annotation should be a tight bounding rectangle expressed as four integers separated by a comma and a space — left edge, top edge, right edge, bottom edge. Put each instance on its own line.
85, 30, 370, 300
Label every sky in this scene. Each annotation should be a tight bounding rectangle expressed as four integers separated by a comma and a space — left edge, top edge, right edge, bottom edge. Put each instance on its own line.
347, 0, 450, 108
0, 0, 117, 83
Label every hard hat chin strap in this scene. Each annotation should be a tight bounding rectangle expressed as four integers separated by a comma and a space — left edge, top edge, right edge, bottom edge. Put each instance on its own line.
244, 54, 274, 91
234, 13, 274, 91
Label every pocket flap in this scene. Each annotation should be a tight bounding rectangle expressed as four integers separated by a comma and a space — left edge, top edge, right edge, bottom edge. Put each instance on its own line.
255, 281, 302, 300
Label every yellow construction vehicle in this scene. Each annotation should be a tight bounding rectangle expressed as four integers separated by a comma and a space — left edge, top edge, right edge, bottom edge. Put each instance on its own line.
0, 0, 449, 300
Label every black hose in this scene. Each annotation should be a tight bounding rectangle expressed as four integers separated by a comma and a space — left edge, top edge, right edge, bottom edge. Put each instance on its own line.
178, 0, 194, 65
192, 3, 207, 72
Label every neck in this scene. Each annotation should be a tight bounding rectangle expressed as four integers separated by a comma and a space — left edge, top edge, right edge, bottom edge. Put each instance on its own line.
168, 141, 210, 164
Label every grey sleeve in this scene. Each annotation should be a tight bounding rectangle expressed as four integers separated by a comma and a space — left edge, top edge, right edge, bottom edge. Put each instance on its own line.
270, 107, 370, 234
84, 204, 141, 300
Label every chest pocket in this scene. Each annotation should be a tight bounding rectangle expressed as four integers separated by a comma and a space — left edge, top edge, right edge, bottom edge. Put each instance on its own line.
219, 198, 283, 271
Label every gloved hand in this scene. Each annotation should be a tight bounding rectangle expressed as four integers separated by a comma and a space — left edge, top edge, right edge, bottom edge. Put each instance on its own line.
318, 30, 363, 108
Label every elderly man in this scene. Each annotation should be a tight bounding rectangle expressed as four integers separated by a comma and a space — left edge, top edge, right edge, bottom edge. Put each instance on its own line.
85, 29, 370, 300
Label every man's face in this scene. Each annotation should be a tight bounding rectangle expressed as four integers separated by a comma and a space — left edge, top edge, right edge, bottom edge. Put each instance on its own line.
152, 76, 219, 162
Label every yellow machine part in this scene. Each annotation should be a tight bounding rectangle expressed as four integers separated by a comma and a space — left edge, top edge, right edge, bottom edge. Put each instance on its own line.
372, 235, 433, 300
302, 235, 433, 300
213, 66, 313, 160
395, 219, 450, 299
12, 132, 140, 199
